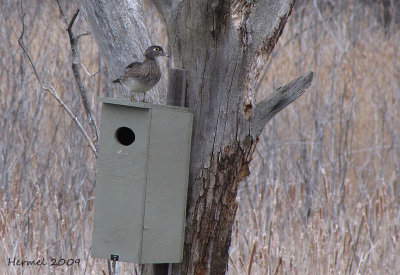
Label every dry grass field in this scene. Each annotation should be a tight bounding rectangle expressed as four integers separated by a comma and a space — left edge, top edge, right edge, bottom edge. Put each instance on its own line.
0, 0, 399, 274
230, 2, 400, 274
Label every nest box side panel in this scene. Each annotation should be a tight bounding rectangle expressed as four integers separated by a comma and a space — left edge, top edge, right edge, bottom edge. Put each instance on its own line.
141, 108, 193, 263
92, 103, 151, 263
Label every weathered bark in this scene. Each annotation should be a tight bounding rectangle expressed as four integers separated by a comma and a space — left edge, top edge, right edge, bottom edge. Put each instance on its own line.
78, 0, 312, 274
251, 71, 313, 137
153, 2, 302, 274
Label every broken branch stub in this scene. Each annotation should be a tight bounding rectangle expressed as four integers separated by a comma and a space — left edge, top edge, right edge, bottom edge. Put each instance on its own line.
251, 71, 314, 137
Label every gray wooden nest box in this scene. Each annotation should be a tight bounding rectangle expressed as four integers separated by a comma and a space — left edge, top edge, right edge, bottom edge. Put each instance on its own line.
91, 97, 193, 264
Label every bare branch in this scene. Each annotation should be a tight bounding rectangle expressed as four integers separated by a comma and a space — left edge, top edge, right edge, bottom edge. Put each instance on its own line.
251, 71, 313, 137
18, 12, 42, 86
18, 3, 98, 156
67, 8, 80, 31
81, 63, 98, 77
44, 84, 98, 156
64, 8, 99, 151
76, 30, 91, 40
55, 0, 69, 25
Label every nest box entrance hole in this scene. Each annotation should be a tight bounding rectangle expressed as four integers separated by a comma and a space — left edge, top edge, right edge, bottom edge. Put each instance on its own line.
115, 127, 135, 146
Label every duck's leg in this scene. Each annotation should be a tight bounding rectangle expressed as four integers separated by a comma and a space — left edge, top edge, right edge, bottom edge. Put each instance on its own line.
129, 92, 135, 101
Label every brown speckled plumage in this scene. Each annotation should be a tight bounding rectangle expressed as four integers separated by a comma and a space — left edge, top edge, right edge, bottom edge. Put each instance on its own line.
113, 45, 167, 101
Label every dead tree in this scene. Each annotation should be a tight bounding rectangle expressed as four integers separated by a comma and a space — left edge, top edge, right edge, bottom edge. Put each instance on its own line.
77, 0, 313, 274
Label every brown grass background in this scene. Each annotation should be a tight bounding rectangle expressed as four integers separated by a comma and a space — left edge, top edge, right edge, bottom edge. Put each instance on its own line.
0, 0, 399, 274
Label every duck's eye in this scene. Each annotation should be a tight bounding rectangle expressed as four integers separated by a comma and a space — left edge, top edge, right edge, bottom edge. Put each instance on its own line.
154, 47, 160, 51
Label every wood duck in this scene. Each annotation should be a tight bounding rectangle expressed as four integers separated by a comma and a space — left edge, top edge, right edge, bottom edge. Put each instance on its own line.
113, 45, 167, 102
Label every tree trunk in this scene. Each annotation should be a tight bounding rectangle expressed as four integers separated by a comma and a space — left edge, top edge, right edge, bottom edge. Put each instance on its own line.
78, 0, 312, 274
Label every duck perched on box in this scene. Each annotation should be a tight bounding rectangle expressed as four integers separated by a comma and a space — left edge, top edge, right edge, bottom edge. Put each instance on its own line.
113, 45, 167, 102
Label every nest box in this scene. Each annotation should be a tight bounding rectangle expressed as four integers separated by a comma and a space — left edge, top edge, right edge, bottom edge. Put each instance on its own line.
91, 97, 193, 264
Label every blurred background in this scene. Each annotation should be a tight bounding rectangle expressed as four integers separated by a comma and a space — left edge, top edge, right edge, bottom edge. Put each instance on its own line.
0, 0, 399, 274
